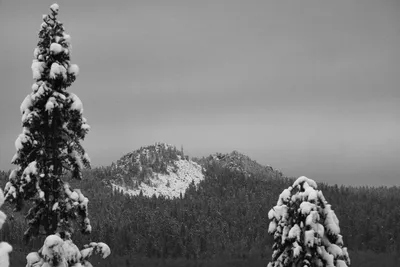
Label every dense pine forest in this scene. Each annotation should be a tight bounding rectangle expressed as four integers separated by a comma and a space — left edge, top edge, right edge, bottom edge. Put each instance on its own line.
1, 2, 398, 267
1, 159, 399, 267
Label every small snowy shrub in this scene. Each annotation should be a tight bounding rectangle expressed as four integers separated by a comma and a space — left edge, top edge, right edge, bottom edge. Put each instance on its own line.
0, 189, 12, 267
25, 233, 110, 267
267, 176, 351, 267
4, 3, 110, 266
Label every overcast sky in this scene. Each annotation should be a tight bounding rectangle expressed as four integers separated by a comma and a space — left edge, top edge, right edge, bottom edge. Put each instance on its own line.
0, 0, 399, 186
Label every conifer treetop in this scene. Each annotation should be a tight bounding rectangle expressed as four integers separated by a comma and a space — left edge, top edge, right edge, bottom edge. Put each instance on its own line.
267, 176, 351, 267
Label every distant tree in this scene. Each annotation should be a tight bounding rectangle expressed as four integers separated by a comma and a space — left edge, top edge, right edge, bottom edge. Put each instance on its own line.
3, 4, 109, 266
267, 176, 351, 267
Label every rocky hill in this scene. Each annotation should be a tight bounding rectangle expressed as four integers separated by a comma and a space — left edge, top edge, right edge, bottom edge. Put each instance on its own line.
109, 144, 284, 199
110, 143, 204, 198
194, 150, 283, 179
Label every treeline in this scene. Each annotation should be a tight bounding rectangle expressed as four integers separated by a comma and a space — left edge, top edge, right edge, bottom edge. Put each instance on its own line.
1, 163, 400, 266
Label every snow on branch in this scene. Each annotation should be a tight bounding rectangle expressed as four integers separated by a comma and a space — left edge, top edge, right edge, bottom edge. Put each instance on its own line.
68, 93, 83, 113
63, 183, 92, 234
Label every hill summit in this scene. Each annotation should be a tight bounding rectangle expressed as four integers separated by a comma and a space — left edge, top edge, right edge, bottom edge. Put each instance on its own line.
110, 143, 204, 198
195, 150, 283, 179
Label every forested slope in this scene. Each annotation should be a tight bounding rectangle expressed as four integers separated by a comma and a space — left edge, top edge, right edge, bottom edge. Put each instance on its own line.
1, 157, 399, 266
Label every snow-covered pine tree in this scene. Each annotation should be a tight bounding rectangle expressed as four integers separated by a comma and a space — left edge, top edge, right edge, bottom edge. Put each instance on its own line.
3, 3, 110, 267
0, 189, 12, 267
267, 176, 351, 267
4, 1, 90, 241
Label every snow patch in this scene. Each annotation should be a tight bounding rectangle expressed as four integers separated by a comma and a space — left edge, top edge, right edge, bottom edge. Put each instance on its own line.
288, 224, 301, 241
112, 159, 204, 199
63, 33, 71, 44
50, 3, 59, 14
68, 64, 79, 76
0, 242, 12, 267
41, 235, 64, 261
33, 48, 40, 59
81, 123, 90, 131
45, 97, 57, 112
268, 220, 277, 234
32, 83, 39, 92
292, 242, 302, 258
69, 93, 83, 113
299, 201, 315, 215
22, 161, 38, 183
15, 133, 30, 151
20, 95, 33, 114
336, 260, 348, 267
50, 43, 63, 54
26, 252, 42, 267
304, 229, 315, 247
50, 62, 67, 80
31, 60, 45, 80
270, 205, 288, 221
293, 176, 317, 189
277, 188, 291, 205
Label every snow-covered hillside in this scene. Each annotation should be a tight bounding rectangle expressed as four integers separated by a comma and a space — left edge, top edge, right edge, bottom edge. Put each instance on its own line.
112, 158, 203, 198
109, 144, 285, 198
110, 143, 204, 198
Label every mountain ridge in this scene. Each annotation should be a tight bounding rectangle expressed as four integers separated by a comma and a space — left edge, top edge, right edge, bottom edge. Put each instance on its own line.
109, 142, 284, 198
1, 143, 400, 266
193, 150, 283, 179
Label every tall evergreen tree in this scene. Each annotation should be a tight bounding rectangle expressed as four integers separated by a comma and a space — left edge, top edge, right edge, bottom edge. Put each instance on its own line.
267, 176, 351, 267
3, 3, 110, 266
3, 4, 110, 266
4, 2, 90, 241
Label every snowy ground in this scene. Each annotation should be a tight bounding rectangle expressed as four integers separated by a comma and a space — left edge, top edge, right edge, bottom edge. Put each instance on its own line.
111, 159, 204, 198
